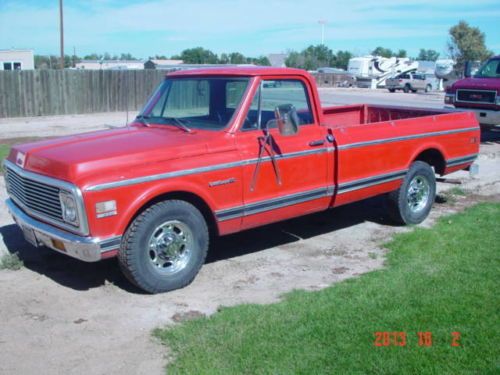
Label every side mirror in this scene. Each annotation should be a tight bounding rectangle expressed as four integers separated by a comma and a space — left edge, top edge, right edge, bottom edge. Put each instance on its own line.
275, 104, 299, 136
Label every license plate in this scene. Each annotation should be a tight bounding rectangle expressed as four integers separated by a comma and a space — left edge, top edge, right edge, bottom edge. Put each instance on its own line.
21, 225, 38, 247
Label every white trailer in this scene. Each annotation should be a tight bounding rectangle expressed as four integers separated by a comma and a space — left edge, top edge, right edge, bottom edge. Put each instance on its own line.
348, 56, 418, 88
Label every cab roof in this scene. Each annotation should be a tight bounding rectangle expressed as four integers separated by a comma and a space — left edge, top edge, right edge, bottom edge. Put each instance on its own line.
167, 66, 309, 78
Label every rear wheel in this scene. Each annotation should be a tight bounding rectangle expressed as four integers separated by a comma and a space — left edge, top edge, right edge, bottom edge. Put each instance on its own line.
403, 84, 411, 93
387, 161, 436, 225
425, 84, 432, 93
118, 200, 209, 293
388, 88, 396, 93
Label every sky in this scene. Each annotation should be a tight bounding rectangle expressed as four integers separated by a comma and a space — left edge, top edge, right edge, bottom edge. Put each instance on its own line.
1, 0, 499, 59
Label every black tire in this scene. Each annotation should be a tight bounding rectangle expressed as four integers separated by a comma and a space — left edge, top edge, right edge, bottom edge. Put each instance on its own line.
411, 89, 418, 93
403, 84, 410, 93
425, 84, 432, 93
387, 161, 436, 225
388, 88, 396, 93
118, 200, 209, 294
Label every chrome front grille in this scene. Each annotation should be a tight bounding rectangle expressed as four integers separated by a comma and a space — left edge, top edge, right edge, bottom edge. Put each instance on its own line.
5, 165, 64, 222
456, 89, 496, 104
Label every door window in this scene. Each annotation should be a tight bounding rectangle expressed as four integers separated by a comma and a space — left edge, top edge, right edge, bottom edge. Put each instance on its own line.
243, 80, 313, 130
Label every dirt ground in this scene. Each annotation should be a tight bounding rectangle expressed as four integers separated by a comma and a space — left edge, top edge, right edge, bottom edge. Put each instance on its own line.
0, 90, 499, 374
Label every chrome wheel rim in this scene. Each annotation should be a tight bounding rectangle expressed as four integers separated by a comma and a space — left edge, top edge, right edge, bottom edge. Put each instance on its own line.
148, 220, 193, 274
407, 175, 430, 213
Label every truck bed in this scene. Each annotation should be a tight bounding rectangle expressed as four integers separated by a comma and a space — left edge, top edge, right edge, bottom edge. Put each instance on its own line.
322, 104, 449, 127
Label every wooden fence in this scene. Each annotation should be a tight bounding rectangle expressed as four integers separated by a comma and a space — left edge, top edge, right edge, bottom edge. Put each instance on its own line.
0, 70, 351, 118
0, 70, 166, 118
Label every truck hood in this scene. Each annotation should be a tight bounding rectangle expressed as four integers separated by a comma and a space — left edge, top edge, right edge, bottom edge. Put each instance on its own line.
451, 77, 500, 92
8, 125, 233, 188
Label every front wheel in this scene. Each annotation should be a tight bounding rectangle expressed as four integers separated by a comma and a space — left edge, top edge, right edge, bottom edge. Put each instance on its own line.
425, 84, 432, 93
387, 161, 436, 225
118, 200, 209, 293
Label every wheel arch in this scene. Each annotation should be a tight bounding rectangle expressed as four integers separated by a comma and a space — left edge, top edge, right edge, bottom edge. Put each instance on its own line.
120, 188, 220, 239
411, 147, 446, 176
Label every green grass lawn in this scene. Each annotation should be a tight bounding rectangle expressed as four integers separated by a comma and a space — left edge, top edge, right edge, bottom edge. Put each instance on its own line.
0, 143, 10, 162
154, 203, 500, 374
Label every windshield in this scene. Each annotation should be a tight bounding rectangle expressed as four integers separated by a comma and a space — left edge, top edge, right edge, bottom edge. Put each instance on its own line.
474, 59, 500, 78
139, 77, 250, 130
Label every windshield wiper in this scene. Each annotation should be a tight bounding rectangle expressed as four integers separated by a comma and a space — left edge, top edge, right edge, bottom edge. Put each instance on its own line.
163, 117, 193, 133
135, 115, 151, 127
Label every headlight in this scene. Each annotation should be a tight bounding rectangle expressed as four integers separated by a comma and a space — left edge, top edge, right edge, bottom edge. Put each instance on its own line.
60, 191, 79, 226
444, 93, 455, 104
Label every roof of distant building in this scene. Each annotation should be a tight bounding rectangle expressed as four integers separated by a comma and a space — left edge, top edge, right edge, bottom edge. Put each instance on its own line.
268, 53, 288, 67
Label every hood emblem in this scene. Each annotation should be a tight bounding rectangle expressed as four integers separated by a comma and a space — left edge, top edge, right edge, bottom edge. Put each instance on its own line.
16, 152, 26, 168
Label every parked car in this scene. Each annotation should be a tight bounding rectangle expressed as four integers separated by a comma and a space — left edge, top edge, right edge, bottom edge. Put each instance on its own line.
445, 55, 500, 128
386, 72, 435, 93
4, 67, 480, 293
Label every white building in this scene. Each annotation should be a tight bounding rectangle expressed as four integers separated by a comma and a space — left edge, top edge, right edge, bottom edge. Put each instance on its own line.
0, 49, 35, 70
75, 60, 144, 70
268, 53, 287, 67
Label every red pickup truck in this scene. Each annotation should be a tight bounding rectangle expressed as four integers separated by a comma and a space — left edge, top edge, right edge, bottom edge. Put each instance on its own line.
4, 67, 479, 293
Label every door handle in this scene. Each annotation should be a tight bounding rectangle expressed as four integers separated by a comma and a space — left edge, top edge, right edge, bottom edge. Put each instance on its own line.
309, 139, 325, 147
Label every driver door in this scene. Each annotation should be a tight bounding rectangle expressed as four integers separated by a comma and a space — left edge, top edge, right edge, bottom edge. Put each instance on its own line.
235, 78, 329, 230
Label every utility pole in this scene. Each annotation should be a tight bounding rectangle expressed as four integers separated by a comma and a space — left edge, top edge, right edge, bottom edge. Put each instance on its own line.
59, 0, 64, 69
318, 19, 327, 45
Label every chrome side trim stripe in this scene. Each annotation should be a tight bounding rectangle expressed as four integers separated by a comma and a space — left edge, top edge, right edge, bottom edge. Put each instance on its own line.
85, 126, 477, 192
337, 170, 407, 194
86, 160, 244, 192
216, 187, 330, 221
337, 127, 478, 151
85, 147, 333, 192
446, 153, 478, 167
215, 170, 407, 221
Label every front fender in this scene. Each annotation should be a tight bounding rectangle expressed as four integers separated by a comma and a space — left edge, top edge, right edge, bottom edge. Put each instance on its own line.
115, 179, 219, 235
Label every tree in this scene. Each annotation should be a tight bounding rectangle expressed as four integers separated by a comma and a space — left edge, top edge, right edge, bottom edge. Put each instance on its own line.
176, 47, 218, 64
448, 20, 493, 71
229, 52, 246, 64
417, 49, 440, 61
332, 50, 353, 70
249, 56, 271, 66
83, 53, 102, 60
396, 49, 407, 58
219, 53, 229, 64
119, 53, 137, 60
34, 54, 77, 69
285, 51, 304, 68
371, 46, 394, 58
284, 45, 334, 70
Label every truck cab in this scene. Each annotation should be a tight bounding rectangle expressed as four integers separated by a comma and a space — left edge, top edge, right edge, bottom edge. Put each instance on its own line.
444, 55, 500, 127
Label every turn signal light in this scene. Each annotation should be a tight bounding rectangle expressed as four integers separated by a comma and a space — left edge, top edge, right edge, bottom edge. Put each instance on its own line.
51, 239, 66, 252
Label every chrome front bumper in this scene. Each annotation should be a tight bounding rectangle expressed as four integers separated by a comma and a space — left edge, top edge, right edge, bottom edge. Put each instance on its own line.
6, 199, 121, 262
